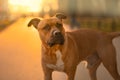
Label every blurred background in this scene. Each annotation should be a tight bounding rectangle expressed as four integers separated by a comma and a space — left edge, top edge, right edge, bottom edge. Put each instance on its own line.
1, 0, 120, 31
0, 0, 120, 80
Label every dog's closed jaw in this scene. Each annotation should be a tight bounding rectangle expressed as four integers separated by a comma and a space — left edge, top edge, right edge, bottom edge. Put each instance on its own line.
47, 31, 65, 47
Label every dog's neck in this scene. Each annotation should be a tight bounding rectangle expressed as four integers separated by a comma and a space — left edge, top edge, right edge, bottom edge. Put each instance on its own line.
41, 44, 63, 55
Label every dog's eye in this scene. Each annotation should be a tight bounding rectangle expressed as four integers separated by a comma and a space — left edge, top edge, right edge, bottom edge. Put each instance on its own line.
56, 23, 62, 28
43, 25, 51, 30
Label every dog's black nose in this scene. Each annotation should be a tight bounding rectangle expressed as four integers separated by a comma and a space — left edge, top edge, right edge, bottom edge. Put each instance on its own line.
54, 32, 61, 36
53, 30, 61, 36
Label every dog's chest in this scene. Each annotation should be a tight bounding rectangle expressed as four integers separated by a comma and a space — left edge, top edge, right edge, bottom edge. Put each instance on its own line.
46, 50, 64, 71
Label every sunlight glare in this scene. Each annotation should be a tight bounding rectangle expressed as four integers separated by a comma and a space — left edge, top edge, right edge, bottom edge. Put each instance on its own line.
8, 0, 42, 13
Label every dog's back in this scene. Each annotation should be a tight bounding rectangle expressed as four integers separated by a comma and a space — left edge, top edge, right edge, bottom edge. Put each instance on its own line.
65, 28, 120, 59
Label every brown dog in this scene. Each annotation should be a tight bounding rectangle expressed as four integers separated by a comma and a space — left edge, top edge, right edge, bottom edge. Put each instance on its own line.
28, 13, 120, 80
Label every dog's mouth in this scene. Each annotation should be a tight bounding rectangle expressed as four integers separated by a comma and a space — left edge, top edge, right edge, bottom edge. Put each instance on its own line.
47, 34, 65, 47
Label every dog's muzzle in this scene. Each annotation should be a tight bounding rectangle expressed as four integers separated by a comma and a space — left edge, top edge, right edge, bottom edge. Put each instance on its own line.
47, 31, 65, 47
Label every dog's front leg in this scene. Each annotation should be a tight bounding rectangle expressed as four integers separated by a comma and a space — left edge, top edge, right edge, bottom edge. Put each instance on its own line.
42, 63, 53, 80
43, 70, 52, 80
66, 67, 76, 80
43, 67, 53, 80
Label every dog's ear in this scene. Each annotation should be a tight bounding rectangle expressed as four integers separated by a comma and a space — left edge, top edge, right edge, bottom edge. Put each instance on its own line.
55, 13, 67, 20
28, 18, 40, 29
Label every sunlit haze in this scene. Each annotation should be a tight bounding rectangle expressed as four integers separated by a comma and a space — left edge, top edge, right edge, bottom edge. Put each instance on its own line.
8, 0, 59, 14
8, 0, 42, 13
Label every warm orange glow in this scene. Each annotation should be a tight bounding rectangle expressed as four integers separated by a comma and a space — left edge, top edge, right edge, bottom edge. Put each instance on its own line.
8, 0, 59, 15
42, 0, 59, 12
8, 0, 42, 13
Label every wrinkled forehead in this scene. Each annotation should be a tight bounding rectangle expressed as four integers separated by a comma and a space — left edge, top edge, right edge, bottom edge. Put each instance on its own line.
38, 17, 62, 28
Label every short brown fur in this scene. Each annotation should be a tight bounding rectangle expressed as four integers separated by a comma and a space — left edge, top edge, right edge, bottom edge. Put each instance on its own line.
28, 13, 120, 80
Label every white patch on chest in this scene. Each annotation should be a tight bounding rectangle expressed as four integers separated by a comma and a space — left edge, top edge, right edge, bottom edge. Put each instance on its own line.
46, 50, 64, 71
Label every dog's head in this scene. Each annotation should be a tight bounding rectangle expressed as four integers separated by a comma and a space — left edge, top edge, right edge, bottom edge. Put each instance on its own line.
28, 13, 67, 47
